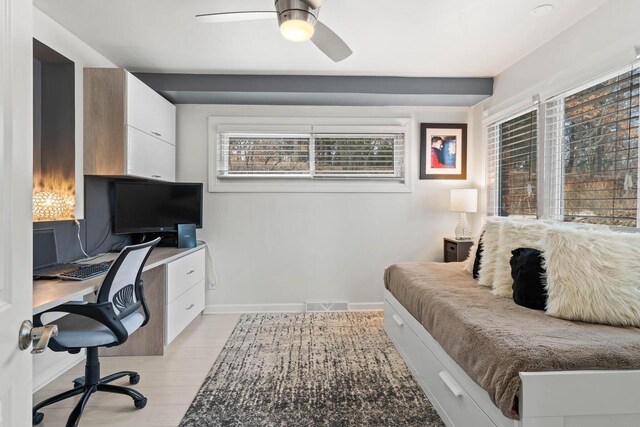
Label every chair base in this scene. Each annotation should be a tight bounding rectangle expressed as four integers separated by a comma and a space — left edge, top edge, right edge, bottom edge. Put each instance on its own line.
33, 348, 146, 427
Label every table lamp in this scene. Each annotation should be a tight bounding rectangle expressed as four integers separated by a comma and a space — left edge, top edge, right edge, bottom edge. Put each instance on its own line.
450, 189, 477, 240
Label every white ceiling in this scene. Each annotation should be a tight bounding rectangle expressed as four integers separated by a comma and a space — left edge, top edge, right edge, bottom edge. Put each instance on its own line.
34, 0, 608, 77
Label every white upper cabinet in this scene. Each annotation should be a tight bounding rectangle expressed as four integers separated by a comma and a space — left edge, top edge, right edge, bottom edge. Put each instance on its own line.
84, 68, 177, 182
126, 72, 176, 146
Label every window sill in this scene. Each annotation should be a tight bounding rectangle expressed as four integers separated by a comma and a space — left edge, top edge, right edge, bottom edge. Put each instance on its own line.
208, 177, 412, 193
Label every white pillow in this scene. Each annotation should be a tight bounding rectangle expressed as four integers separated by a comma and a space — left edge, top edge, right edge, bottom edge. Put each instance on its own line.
477, 219, 502, 287
543, 226, 640, 327
492, 220, 549, 297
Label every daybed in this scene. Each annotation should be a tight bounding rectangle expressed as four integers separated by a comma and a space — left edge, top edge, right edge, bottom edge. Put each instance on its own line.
383, 261, 640, 427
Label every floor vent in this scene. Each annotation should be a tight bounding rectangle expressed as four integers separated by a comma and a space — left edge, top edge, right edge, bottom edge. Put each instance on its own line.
305, 301, 349, 312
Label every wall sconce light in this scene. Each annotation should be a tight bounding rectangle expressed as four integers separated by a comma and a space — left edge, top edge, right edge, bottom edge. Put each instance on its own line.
33, 191, 69, 221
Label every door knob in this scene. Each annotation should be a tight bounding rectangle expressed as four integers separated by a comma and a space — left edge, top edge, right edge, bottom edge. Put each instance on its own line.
18, 320, 58, 354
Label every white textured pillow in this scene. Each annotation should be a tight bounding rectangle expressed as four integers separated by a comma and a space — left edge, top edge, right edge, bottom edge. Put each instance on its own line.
492, 220, 549, 297
543, 226, 640, 327
477, 219, 502, 287
462, 242, 478, 274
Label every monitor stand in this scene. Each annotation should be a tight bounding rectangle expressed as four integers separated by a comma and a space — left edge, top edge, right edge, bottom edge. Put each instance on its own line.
132, 232, 178, 248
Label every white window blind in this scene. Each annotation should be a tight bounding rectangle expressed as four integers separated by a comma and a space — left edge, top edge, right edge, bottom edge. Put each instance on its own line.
487, 109, 538, 217
314, 134, 404, 178
218, 133, 310, 176
217, 131, 405, 180
544, 64, 639, 227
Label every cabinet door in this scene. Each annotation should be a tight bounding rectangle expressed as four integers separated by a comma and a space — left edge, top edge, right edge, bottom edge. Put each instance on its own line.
126, 72, 176, 145
127, 126, 176, 181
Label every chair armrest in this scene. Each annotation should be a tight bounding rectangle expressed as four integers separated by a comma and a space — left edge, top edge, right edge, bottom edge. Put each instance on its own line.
34, 301, 129, 344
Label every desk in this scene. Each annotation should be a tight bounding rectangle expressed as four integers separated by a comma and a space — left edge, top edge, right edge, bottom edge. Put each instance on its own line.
33, 243, 207, 391
34, 243, 205, 314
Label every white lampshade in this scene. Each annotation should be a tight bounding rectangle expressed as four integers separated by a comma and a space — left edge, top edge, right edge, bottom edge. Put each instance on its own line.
450, 189, 478, 213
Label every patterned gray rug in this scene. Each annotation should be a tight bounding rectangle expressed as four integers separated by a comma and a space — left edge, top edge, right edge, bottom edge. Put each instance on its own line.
180, 312, 445, 427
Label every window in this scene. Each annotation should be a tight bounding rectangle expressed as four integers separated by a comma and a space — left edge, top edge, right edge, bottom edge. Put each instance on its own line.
487, 109, 538, 217
210, 119, 410, 193
219, 134, 311, 176
545, 65, 639, 227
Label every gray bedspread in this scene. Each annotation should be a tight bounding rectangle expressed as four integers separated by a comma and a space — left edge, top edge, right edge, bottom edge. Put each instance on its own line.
384, 262, 640, 419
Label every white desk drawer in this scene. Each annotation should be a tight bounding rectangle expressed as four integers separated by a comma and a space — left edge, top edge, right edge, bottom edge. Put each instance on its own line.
165, 280, 204, 345
166, 249, 205, 303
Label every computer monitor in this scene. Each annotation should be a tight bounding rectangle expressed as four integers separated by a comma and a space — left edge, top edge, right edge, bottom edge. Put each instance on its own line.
33, 228, 58, 270
113, 182, 203, 234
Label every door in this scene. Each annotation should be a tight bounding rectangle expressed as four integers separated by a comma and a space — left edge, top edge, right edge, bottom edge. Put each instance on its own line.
0, 0, 33, 425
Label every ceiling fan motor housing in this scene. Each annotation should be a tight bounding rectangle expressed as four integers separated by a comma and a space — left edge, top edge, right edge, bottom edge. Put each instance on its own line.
275, 0, 318, 29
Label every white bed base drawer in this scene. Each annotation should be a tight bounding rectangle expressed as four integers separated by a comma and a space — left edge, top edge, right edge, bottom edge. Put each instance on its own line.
166, 249, 205, 303
165, 280, 205, 345
384, 289, 640, 427
384, 301, 495, 427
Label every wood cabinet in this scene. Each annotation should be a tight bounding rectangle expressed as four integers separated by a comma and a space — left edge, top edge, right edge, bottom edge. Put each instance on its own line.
84, 68, 176, 181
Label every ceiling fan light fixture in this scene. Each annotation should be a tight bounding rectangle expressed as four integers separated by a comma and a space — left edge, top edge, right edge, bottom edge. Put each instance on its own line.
280, 18, 315, 42
278, 7, 317, 42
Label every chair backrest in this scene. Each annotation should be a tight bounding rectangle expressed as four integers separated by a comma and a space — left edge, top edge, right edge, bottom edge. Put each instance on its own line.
96, 238, 160, 322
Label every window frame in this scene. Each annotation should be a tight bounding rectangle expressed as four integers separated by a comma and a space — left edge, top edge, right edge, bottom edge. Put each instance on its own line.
486, 106, 540, 218
543, 63, 639, 227
485, 61, 640, 229
208, 117, 412, 193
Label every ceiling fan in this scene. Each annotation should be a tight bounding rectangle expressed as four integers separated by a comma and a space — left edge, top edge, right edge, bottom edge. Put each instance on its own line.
196, 0, 352, 62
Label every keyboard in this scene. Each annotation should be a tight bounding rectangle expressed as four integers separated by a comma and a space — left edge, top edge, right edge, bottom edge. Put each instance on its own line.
57, 261, 113, 281
33, 263, 81, 279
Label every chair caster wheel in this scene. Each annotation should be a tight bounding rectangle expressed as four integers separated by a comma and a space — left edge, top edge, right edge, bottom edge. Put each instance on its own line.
33, 412, 44, 425
129, 373, 140, 385
134, 397, 147, 409
72, 377, 84, 388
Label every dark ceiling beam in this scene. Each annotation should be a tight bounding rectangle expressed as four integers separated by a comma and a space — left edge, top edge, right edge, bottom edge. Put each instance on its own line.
134, 73, 493, 106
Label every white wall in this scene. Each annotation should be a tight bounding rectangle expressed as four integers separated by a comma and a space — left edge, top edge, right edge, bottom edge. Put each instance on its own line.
486, 0, 640, 116
33, 8, 117, 218
177, 105, 483, 311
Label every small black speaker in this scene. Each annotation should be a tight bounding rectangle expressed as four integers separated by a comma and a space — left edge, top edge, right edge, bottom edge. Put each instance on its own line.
177, 223, 196, 249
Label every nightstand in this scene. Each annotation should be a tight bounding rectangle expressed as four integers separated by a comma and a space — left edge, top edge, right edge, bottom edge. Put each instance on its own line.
444, 237, 474, 263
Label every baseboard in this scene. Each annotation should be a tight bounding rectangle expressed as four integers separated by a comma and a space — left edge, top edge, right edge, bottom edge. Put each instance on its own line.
203, 303, 306, 314
347, 302, 384, 311
203, 302, 383, 314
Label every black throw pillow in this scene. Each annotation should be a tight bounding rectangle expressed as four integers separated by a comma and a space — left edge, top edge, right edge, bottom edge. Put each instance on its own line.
472, 233, 484, 279
510, 248, 547, 311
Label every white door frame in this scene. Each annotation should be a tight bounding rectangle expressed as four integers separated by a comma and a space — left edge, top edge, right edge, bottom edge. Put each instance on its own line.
0, 0, 33, 425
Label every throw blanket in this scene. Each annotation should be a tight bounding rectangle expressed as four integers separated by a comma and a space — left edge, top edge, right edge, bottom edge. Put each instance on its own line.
384, 262, 640, 419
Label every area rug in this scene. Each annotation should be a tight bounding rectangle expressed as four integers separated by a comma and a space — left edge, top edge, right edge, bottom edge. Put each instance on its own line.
179, 312, 444, 426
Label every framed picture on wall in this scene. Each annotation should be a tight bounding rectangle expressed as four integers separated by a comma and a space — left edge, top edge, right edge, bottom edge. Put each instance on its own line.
419, 123, 467, 180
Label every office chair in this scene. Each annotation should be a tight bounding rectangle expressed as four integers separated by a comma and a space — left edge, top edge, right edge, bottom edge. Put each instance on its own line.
32, 238, 161, 427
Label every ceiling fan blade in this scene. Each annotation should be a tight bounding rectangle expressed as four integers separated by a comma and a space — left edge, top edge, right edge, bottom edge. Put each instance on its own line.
301, 0, 325, 8
311, 21, 352, 62
196, 11, 276, 24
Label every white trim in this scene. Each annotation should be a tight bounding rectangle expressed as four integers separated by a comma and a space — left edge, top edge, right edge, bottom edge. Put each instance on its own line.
203, 303, 306, 314
347, 302, 384, 311
203, 301, 384, 314
208, 116, 413, 193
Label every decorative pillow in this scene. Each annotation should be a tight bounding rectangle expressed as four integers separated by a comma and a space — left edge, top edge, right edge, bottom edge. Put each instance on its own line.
472, 236, 484, 279
492, 220, 549, 297
477, 219, 502, 287
510, 248, 547, 311
463, 231, 484, 278
543, 226, 640, 327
